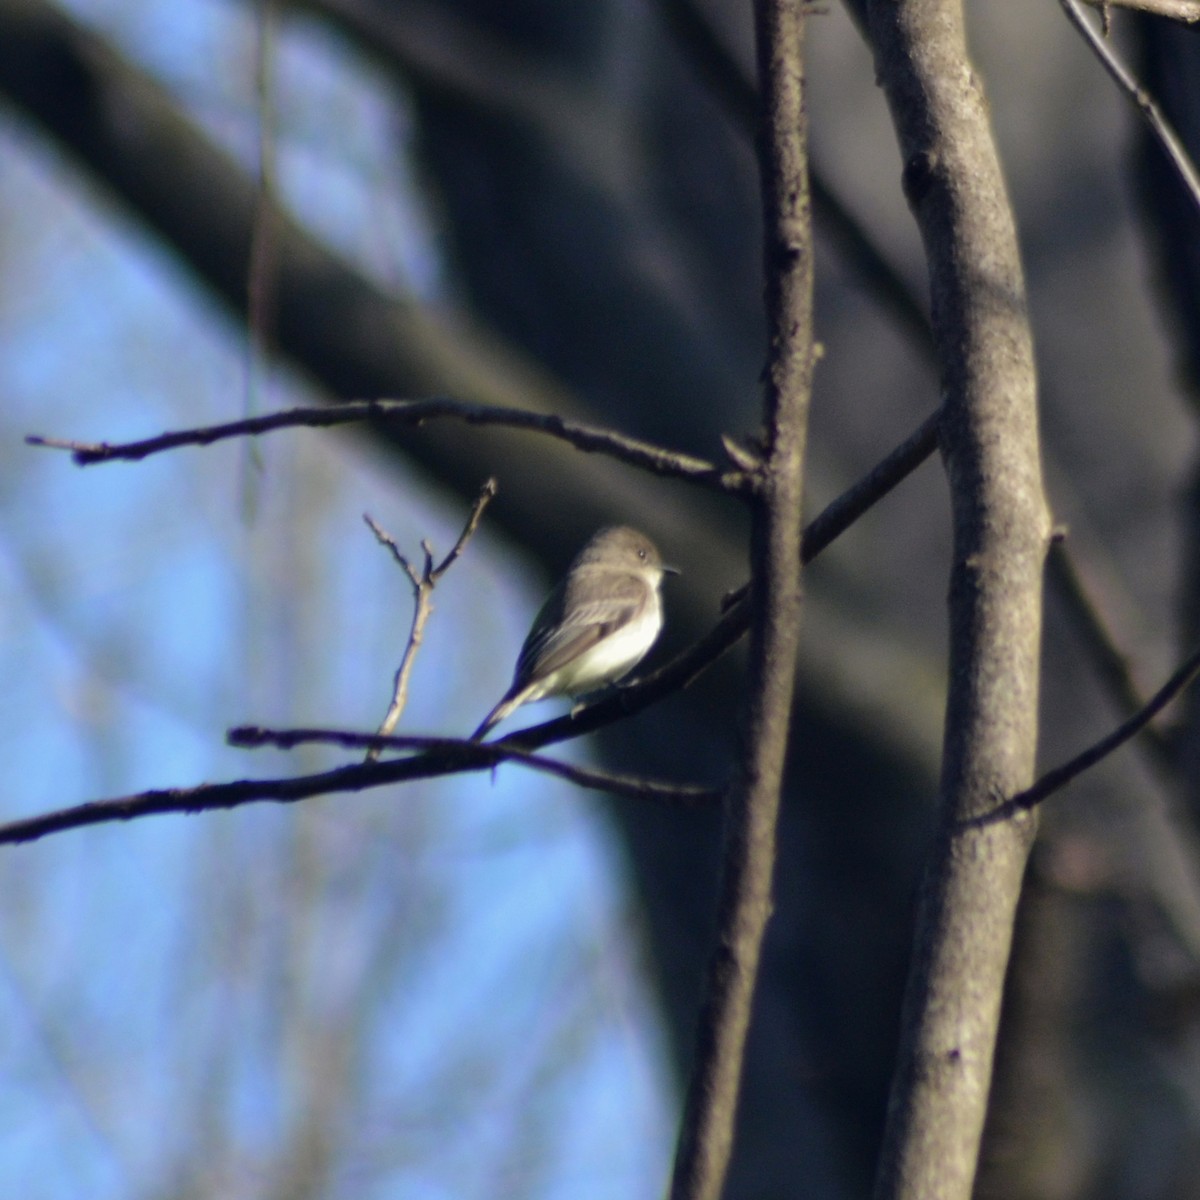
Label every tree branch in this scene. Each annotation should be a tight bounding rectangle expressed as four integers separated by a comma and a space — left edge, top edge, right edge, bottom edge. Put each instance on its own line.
2, 404, 937, 849
866, 0, 1051, 1197
232, 726, 722, 803
668, 4, 814, 1198
1060, 0, 1200, 217
0, 729, 719, 847
1082, 0, 1200, 22
27, 398, 746, 494
362, 479, 496, 761
1011, 641, 1200, 811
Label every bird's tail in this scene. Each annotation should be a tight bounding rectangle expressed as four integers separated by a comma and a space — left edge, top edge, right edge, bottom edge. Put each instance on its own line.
470, 689, 526, 741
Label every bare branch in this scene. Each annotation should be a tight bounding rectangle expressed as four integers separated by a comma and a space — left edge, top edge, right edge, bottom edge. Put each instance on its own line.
1011, 642, 1200, 811
26, 398, 747, 495
430, 479, 497, 580
362, 480, 496, 761
721, 406, 941, 615
1060, 0, 1200, 218
231, 725, 722, 803
362, 514, 422, 586
867, 0, 1051, 1197
0, 727, 719, 847
1082, 0, 1200, 21
669, 3, 814, 1198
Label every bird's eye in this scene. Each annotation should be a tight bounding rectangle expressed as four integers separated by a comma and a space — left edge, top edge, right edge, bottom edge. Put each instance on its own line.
638, 548, 647, 559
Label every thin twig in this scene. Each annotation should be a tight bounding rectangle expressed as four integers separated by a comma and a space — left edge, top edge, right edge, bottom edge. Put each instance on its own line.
429, 481, 496, 581
1082, 0, 1200, 21
363, 479, 496, 761
1011, 642, 1200, 811
1060, 0, 1200, 218
231, 725, 722, 803
26, 398, 748, 495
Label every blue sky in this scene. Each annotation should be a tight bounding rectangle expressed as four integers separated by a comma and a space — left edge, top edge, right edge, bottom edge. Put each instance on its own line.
0, 2, 674, 1195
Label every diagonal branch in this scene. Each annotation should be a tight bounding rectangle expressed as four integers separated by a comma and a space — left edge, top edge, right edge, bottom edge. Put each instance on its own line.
1060, 0, 1200, 217
1012, 641, 1200, 811
1080, 0, 1200, 18
959, 638, 1200, 830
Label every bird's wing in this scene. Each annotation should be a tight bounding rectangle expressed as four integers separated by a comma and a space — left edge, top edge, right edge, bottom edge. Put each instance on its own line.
514, 578, 645, 684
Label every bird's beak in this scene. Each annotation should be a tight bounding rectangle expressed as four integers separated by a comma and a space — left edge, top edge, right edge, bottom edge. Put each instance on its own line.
663, 564, 682, 577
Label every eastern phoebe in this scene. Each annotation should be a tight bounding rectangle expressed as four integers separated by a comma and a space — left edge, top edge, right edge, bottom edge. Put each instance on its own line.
471, 526, 678, 740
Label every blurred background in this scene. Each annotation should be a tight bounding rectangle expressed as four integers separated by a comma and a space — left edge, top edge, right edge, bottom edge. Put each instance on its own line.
2, 1, 1200, 1197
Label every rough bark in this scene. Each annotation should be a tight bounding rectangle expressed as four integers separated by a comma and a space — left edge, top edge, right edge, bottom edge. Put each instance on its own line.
865, 0, 1052, 1196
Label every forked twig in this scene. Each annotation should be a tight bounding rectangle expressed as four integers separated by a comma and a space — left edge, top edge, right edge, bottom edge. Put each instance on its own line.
363, 479, 497, 761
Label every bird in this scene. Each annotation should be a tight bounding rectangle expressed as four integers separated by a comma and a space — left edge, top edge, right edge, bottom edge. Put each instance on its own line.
471, 526, 677, 740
